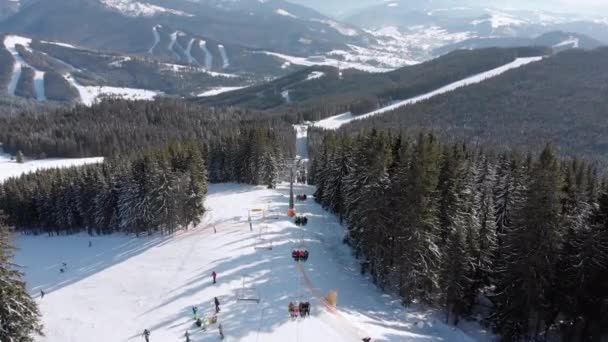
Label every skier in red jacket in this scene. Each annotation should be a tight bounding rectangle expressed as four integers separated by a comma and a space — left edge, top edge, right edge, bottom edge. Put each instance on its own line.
212, 271, 217, 284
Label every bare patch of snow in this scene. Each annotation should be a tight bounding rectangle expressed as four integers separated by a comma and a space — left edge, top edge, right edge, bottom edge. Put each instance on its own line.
276, 9, 296, 18
64, 74, 160, 106
197, 86, 246, 97
305, 71, 325, 81
100, 0, 193, 17
0, 153, 103, 183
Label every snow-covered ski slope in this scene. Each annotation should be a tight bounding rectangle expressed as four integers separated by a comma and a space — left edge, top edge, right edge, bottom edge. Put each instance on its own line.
16, 183, 492, 342
4, 35, 46, 100
0, 153, 103, 183
314, 56, 543, 130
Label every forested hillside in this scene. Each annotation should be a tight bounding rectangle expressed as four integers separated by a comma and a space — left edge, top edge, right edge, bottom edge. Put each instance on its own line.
200, 47, 549, 121
344, 48, 608, 163
308, 128, 608, 341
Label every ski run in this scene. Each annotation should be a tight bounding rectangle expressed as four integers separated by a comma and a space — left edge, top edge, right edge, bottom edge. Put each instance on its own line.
16, 181, 492, 342
313, 56, 543, 130
0, 153, 103, 183
4, 35, 47, 100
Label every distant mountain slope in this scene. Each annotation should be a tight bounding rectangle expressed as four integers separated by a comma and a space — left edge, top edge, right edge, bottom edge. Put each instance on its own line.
343, 47, 608, 163
434, 31, 603, 55
0, 33, 253, 105
0, 0, 371, 57
197, 47, 550, 118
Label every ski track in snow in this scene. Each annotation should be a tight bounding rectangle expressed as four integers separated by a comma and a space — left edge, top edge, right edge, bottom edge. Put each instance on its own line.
314, 56, 543, 130
3, 35, 46, 100
199, 40, 213, 70
168, 31, 181, 61
15, 182, 492, 342
197, 86, 246, 97
184, 38, 199, 65
148, 25, 161, 54
0, 153, 103, 183
218, 44, 230, 69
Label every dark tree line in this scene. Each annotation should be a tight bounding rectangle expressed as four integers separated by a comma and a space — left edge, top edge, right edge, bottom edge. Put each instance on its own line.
345, 47, 608, 164
0, 141, 207, 235
309, 129, 608, 341
0, 98, 295, 160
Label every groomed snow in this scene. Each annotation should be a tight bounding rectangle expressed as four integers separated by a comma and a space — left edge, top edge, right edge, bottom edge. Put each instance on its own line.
148, 25, 161, 54
553, 38, 580, 48
218, 44, 230, 69
0, 153, 103, 183
64, 74, 160, 106
199, 40, 213, 70
4, 35, 46, 100
314, 56, 543, 130
258, 51, 392, 73
185, 39, 199, 65
15, 182, 492, 342
197, 86, 246, 97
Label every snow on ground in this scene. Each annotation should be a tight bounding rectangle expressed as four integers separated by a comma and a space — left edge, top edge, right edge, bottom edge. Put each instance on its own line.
311, 18, 359, 37
553, 37, 580, 48
64, 74, 160, 106
40, 41, 79, 49
218, 44, 230, 69
148, 25, 161, 54
314, 56, 543, 130
258, 51, 392, 73
275, 9, 296, 18
305, 71, 325, 81
199, 40, 214, 70
169, 31, 183, 61
100, 0, 192, 17
15, 182, 493, 342
161, 63, 237, 78
294, 124, 309, 162
281, 89, 290, 104
197, 86, 247, 97
3, 35, 46, 100
0, 153, 103, 183
185, 39, 199, 65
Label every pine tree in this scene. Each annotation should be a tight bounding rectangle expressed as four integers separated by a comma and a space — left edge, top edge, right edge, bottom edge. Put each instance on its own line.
494, 145, 564, 340
15, 150, 24, 164
399, 133, 442, 304
0, 214, 42, 341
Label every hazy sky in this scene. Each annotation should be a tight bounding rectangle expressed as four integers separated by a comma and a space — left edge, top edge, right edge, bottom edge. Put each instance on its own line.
286, 0, 608, 17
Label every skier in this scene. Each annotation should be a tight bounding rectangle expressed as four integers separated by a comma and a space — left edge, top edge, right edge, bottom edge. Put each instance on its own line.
303, 250, 309, 262
196, 318, 203, 328
362, 338, 372, 342
299, 302, 305, 317
214, 297, 220, 313
142, 329, 150, 342
40, 290, 45, 299
292, 250, 298, 261
218, 324, 225, 340
192, 306, 198, 317
185, 330, 190, 342
288, 302, 296, 318
212, 271, 217, 284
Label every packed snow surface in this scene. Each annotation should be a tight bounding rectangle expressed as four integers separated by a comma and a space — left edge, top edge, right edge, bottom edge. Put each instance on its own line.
64, 74, 159, 106
553, 38, 580, 48
148, 25, 161, 54
305, 71, 325, 81
0, 153, 103, 183
218, 44, 230, 69
314, 57, 543, 130
197, 86, 246, 97
199, 40, 214, 70
185, 39, 199, 64
3, 35, 46, 100
16, 183, 492, 341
